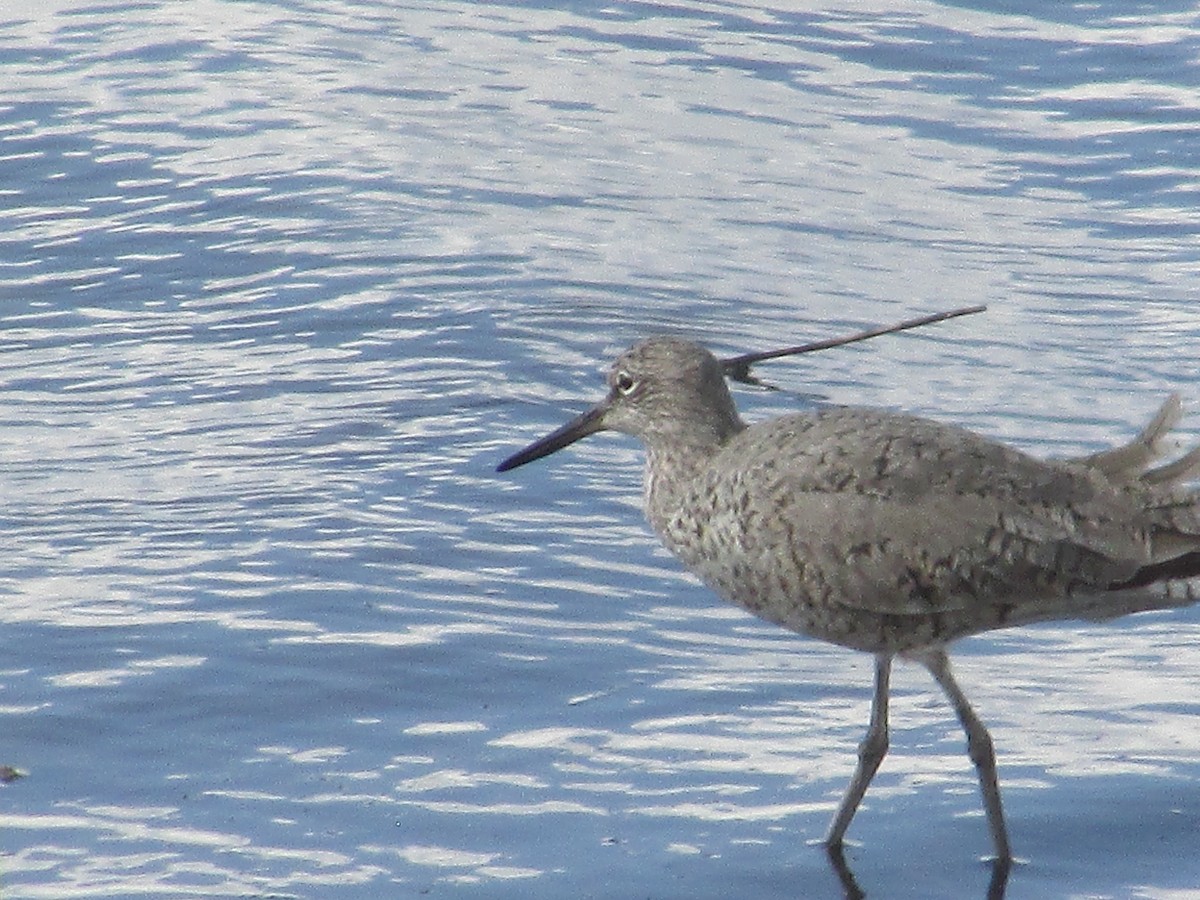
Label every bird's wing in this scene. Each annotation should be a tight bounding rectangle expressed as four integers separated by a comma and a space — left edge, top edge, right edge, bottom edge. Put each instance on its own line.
714, 406, 1198, 618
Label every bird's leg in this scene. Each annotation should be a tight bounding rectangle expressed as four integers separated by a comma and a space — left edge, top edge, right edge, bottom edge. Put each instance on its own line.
824, 653, 891, 849
917, 647, 1013, 863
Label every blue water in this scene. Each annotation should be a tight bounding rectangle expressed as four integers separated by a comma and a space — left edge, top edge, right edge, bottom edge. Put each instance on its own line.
2, 2, 1200, 898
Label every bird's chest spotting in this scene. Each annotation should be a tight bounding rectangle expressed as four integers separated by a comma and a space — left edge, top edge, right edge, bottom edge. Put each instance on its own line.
649, 472, 811, 608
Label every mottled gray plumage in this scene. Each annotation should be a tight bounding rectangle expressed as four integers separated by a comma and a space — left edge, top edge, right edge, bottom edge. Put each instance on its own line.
497, 335, 1200, 863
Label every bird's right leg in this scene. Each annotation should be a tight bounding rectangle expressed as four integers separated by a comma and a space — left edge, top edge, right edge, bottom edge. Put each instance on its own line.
917, 647, 1013, 863
824, 653, 892, 849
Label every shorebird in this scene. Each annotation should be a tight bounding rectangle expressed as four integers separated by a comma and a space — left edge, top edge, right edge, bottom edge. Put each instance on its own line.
496, 312, 1200, 863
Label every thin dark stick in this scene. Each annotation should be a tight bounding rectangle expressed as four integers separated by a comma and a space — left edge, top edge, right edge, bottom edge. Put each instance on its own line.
722, 305, 986, 385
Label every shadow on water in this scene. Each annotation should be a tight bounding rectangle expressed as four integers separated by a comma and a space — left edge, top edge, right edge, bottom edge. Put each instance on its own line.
827, 844, 1009, 900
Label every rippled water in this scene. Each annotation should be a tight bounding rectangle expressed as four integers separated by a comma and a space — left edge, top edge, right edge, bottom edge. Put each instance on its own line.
2, 1, 1200, 898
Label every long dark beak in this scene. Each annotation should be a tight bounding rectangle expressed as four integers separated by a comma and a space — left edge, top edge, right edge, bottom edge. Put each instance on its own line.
496, 401, 608, 472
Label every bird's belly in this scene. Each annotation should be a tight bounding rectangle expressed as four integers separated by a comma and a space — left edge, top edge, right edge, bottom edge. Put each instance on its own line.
665, 531, 980, 654
707, 560, 938, 652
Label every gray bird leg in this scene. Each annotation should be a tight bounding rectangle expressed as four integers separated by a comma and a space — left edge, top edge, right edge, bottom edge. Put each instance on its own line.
824, 653, 892, 848
917, 647, 1013, 863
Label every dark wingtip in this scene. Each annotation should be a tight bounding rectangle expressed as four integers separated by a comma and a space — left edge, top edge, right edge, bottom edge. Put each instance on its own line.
1110, 550, 1200, 591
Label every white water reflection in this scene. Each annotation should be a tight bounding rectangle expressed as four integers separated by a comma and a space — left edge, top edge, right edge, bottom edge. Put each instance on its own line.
3, 0, 1200, 898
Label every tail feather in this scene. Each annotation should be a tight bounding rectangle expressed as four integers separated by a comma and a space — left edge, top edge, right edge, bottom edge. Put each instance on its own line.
995, 572, 1200, 631
1143, 444, 1200, 486
1074, 396, 1200, 604
1074, 395, 1184, 482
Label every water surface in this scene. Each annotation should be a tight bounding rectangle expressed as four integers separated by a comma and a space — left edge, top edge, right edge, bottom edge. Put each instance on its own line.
2, 1, 1200, 898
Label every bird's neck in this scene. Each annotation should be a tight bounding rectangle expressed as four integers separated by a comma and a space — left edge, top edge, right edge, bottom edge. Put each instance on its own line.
642, 419, 744, 542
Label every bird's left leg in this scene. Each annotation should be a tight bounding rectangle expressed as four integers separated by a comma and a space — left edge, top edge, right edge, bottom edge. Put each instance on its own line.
824, 653, 892, 849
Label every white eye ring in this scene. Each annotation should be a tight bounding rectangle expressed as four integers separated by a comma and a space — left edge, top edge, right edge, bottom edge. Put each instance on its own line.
614, 371, 637, 395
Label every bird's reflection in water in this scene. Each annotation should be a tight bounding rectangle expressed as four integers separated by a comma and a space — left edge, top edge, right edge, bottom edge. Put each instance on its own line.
825, 844, 1011, 899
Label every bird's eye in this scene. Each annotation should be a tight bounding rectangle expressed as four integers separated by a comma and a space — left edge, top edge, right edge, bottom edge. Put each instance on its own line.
614, 371, 637, 396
